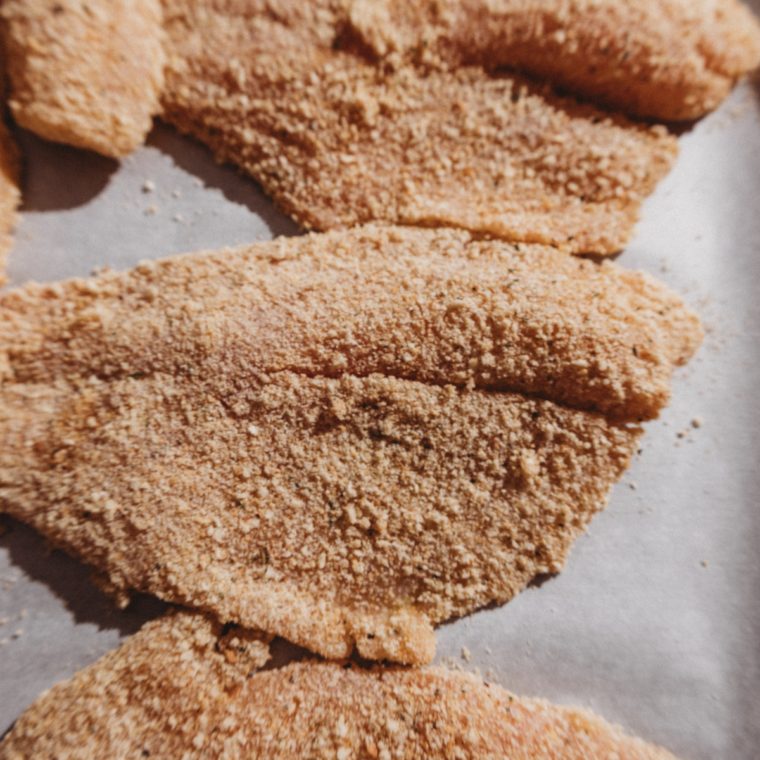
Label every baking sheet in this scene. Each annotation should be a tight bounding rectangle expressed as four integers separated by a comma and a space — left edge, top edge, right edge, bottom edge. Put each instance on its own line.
2, 69, 760, 760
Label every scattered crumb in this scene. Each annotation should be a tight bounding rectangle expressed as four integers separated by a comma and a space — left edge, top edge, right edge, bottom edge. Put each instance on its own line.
12, 629, 23, 639
173, 213, 184, 222
0, 639, 7, 646
145, 204, 160, 216
692, 417, 704, 428
484, 646, 491, 654
486, 668, 495, 680
629, 482, 637, 490
461, 646, 473, 663
193, 178, 203, 187
172, 189, 182, 198
701, 559, 709, 567
19, 609, 27, 619
677, 430, 688, 438
0, 618, 8, 626
142, 179, 155, 193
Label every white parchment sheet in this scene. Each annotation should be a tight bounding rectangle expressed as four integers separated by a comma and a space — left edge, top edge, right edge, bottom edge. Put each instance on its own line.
1, 71, 760, 760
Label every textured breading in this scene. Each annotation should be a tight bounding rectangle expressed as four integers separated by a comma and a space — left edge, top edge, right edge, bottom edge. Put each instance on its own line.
0, 372, 641, 663
0, 226, 702, 422
0, 66, 21, 285
347, 0, 760, 122
160, 0, 677, 255
0, 227, 702, 663
0, 609, 679, 760
1, 0, 166, 158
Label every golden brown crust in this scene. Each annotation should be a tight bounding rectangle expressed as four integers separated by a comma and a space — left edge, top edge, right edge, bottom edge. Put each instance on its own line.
0, 226, 702, 423
0, 372, 640, 663
160, 0, 677, 254
0, 227, 701, 663
1, 0, 166, 158
0, 46, 21, 285
0, 112, 21, 286
0, 609, 679, 760
347, 0, 760, 122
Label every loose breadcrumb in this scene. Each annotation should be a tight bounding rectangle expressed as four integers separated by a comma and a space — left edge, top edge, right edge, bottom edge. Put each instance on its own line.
0, 226, 702, 663
1, 0, 166, 158
0, 609, 679, 760
160, 0, 677, 254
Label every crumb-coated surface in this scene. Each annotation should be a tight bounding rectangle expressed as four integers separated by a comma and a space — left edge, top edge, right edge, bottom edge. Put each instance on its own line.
0, 119, 20, 285
0, 226, 702, 423
0, 55, 20, 284
0, 227, 701, 663
347, 0, 760, 122
0, 609, 679, 760
1, 0, 166, 158
0, 371, 641, 663
160, 0, 677, 255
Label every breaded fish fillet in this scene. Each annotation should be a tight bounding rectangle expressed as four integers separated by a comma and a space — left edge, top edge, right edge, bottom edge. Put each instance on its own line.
1, 0, 166, 158
0, 226, 702, 421
0, 101, 21, 285
347, 0, 760, 122
0, 227, 702, 663
0, 609, 679, 760
160, 0, 677, 254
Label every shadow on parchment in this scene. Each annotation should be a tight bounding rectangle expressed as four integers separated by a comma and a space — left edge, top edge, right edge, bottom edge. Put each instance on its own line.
0, 515, 168, 638
0, 516, 317, 674
14, 127, 119, 212
147, 119, 302, 240
12, 118, 302, 243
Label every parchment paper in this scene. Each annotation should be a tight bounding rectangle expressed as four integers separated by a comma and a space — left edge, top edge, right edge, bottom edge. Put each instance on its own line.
1, 70, 760, 760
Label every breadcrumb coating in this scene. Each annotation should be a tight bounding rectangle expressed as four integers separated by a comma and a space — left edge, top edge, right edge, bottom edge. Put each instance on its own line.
0, 227, 702, 663
1, 0, 166, 158
0, 371, 640, 663
0, 609, 679, 760
347, 0, 760, 122
160, 0, 677, 254
0, 64, 21, 285
0, 226, 701, 423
